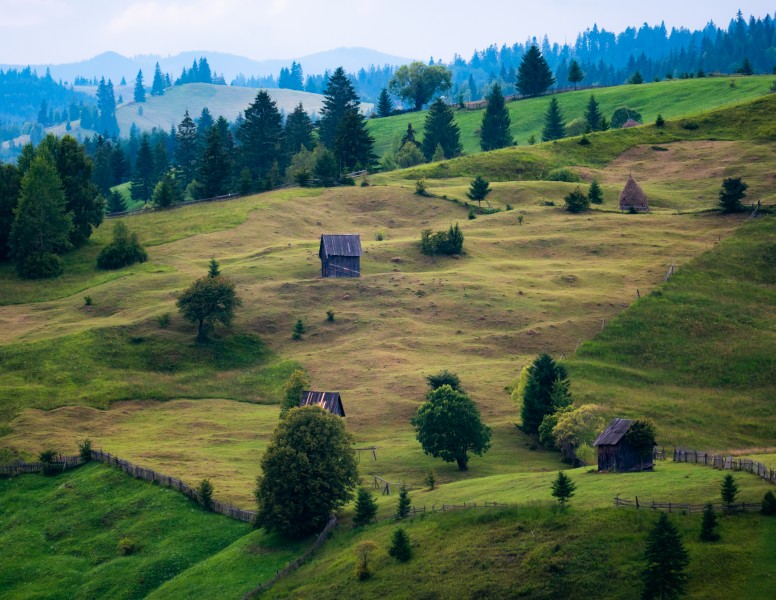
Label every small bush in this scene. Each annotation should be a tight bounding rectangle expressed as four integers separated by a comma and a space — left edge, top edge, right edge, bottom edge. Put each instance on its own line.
651, 146, 669, 152
360, 175, 369, 187
340, 176, 355, 186
198, 478, 214, 511
292, 319, 306, 341
388, 527, 412, 562
655, 114, 666, 127
505, 204, 513, 211
681, 121, 700, 131
326, 310, 335, 322
415, 179, 428, 196
518, 214, 524, 224
77, 439, 92, 462
117, 538, 136, 556
527, 134, 537, 145
420, 224, 464, 256
540, 200, 556, 207
18, 252, 64, 279
424, 470, 436, 490
39, 449, 57, 463
375, 231, 384, 241
157, 313, 171, 328
545, 168, 581, 183
354, 541, 377, 580
762, 490, 776, 515
83, 296, 92, 306
97, 222, 148, 270
564, 187, 591, 213
427, 370, 462, 391
467, 208, 476, 220
578, 135, 591, 146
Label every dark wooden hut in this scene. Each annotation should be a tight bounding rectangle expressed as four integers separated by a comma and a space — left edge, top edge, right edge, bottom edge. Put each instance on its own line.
618, 176, 649, 212
299, 391, 345, 417
319, 234, 362, 278
593, 418, 654, 472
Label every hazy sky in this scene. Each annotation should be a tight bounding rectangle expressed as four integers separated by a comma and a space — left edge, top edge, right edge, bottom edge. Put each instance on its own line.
1, 0, 773, 65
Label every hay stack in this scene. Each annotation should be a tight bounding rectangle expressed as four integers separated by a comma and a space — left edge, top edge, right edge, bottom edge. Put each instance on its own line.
619, 176, 649, 212
622, 119, 641, 128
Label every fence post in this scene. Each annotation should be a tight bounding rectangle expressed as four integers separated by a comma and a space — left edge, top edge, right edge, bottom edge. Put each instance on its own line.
635, 496, 639, 509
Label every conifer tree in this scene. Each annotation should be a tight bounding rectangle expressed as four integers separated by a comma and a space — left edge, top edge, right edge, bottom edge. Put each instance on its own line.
721, 474, 739, 507
568, 60, 585, 89
106, 190, 127, 214
319, 67, 360, 148
353, 488, 378, 527
334, 107, 376, 171
208, 258, 220, 278
376, 88, 393, 118
641, 513, 690, 600
388, 528, 412, 562
237, 90, 283, 186
96, 78, 119, 137
699, 503, 720, 541
175, 110, 198, 188
401, 123, 420, 147
151, 63, 166, 96
516, 46, 556, 97
197, 108, 214, 143
10, 151, 72, 278
564, 186, 590, 213
584, 95, 602, 131
718, 177, 748, 213
479, 83, 513, 151
542, 98, 565, 141
0, 163, 22, 260
199, 125, 231, 198
588, 179, 603, 204
133, 70, 145, 103
551, 471, 576, 508
395, 486, 411, 519
431, 143, 445, 163
521, 354, 569, 435
152, 139, 169, 184
283, 103, 314, 159
131, 133, 155, 204
466, 175, 491, 206
153, 170, 181, 208
421, 98, 462, 161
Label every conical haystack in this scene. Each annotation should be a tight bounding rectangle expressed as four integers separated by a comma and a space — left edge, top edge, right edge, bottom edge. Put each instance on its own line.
619, 176, 649, 212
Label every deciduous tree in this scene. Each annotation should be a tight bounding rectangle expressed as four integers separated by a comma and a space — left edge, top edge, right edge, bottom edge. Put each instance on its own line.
389, 62, 452, 111
176, 272, 242, 341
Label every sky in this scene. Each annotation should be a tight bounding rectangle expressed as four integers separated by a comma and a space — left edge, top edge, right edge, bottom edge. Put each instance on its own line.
0, 0, 773, 65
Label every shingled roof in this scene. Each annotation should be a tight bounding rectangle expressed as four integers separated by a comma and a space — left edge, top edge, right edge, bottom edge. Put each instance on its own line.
593, 418, 634, 446
299, 391, 345, 416
320, 235, 362, 257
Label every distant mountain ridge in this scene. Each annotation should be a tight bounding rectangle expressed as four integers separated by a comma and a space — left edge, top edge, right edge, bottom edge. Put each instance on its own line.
0, 48, 414, 85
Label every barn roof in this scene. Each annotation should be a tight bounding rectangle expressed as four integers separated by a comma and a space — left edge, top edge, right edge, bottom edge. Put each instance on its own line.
619, 176, 649, 211
299, 391, 345, 416
593, 418, 634, 446
320, 235, 362, 257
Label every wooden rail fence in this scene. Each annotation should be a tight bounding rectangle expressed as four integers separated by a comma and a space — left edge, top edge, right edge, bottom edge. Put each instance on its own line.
242, 515, 338, 599
0, 454, 82, 475
614, 496, 763, 514
672, 448, 776, 485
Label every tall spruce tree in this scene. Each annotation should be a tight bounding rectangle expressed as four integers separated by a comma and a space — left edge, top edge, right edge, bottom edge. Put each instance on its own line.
318, 67, 360, 149
521, 354, 569, 435
0, 163, 22, 260
479, 83, 513, 151
516, 46, 556, 97
96, 78, 119, 137
131, 133, 155, 204
641, 513, 690, 600
376, 88, 393, 118
197, 108, 215, 143
175, 110, 198, 188
567, 60, 585, 89
334, 107, 376, 171
718, 177, 748, 213
584, 95, 602, 131
283, 103, 314, 158
151, 62, 165, 96
421, 98, 462, 161
237, 90, 283, 187
199, 125, 231, 198
10, 151, 72, 278
133, 70, 145, 103
542, 98, 566, 141
106, 190, 127, 214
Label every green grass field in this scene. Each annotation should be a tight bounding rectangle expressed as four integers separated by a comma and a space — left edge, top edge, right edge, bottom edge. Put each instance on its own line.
368, 75, 774, 157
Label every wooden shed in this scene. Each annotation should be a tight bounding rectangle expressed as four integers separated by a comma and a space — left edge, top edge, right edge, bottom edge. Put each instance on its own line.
299, 391, 346, 417
593, 418, 654, 472
319, 234, 362, 278
618, 176, 649, 212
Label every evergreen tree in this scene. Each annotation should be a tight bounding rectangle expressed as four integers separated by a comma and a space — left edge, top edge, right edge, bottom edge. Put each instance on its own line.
564, 186, 590, 213
0, 163, 22, 260
721, 474, 739, 506
479, 83, 513, 151
96, 221, 147, 269
353, 488, 378, 527
431, 143, 445, 162
521, 354, 569, 435
551, 471, 576, 508
421, 98, 462, 161
151, 62, 165, 96
208, 258, 221, 278
175, 110, 198, 188
199, 125, 231, 198
131, 133, 155, 204
388, 528, 412, 562
334, 107, 376, 171
568, 60, 585, 88
283, 103, 314, 159
584, 95, 602, 131
516, 46, 556, 97
106, 190, 127, 214
395, 486, 411, 519
152, 139, 169, 184
376, 88, 393, 118
718, 177, 748, 213
96, 78, 119, 137
699, 503, 720, 541
197, 107, 214, 143
10, 151, 72, 278
542, 98, 565, 141
641, 513, 690, 600
153, 170, 181, 208
466, 175, 491, 206
318, 67, 360, 148
237, 90, 283, 186
133, 70, 145, 103
280, 369, 309, 417
629, 71, 644, 84
588, 179, 604, 204
401, 123, 420, 147
313, 147, 339, 186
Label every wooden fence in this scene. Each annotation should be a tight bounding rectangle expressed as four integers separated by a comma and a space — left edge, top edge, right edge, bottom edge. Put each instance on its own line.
0, 454, 82, 476
614, 496, 763, 514
462, 84, 607, 110
377, 500, 511, 522
673, 448, 776, 485
370, 474, 419, 495
242, 515, 338, 599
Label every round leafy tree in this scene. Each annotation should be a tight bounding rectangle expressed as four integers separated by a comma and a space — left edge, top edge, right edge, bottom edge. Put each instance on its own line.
255, 406, 359, 538
411, 384, 491, 471
176, 273, 242, 341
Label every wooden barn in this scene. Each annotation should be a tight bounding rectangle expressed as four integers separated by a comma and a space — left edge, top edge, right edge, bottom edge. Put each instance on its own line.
619, 176, 649, 212
319, 234, 362, 278
593, 418, 654, 472
299, 391, 346, 417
